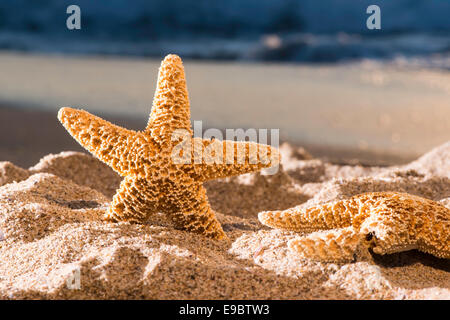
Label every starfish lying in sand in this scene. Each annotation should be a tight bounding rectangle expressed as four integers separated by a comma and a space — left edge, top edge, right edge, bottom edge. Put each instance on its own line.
58, 54, 279, 240
259, 192, 449, 261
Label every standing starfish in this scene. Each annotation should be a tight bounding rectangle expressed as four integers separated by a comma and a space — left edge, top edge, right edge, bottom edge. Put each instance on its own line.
259, 192, 449, 261
58, 54, 279, 240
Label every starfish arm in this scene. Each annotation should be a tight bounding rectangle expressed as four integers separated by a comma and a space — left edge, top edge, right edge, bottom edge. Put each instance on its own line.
105, 176, 161, 223
146, 54, 193, 145
258, 199, 357, 232
187, 138, 280, 181
261, 192, 450, 259
415, 200, 450, 259
288, 227, 363, 262
58, 107, 151, 176
422, 224, 450, 259
159, 181, 228, 240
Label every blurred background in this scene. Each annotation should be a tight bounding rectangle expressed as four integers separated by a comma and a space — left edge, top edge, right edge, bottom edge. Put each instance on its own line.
0, 0, 449, 166
2, 0, 450, 64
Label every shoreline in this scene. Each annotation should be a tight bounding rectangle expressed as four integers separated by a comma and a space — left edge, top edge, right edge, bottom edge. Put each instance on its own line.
0, 51, 448, 163
0, 105, 417, 168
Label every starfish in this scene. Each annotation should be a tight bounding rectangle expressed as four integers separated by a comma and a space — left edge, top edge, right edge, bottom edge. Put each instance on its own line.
58, 54, 279, 240
258, 192, 449, 262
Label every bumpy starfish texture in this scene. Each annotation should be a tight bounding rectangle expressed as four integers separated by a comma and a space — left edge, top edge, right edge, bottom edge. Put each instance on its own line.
259, 192, 449, 261
58, 54, 279, 240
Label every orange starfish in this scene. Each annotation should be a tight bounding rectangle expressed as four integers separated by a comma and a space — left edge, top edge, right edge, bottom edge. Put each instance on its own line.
259, 192, 449, 261
58, 54, 279, 240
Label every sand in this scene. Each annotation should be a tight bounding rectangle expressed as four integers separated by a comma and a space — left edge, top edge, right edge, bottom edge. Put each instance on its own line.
0, 142, 448, 300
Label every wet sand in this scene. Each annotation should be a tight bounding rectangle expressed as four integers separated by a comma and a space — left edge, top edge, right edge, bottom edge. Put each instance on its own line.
0, 105, 415, 168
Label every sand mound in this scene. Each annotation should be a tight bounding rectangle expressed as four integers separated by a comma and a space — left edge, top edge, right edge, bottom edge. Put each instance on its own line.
0, 162, 30, 187
0, 143, 449, 299
404, 141, 450, 178
28, 151, 122, 198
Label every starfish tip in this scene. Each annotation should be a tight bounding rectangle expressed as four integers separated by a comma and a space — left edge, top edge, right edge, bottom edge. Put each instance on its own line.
258, 211, 270, 224
270, 146, 281, 163
162, 53, 183, 65
59, 105, 79, 116
57, 106, 68, 119
57, 107, 87, 128
57, 107, 75, 123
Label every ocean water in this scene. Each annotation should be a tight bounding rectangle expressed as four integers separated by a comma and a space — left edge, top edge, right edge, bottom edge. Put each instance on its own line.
0, 0, 449, 68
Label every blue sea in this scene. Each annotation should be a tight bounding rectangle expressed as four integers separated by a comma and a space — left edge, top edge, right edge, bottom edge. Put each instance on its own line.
1, 0, 450, 68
